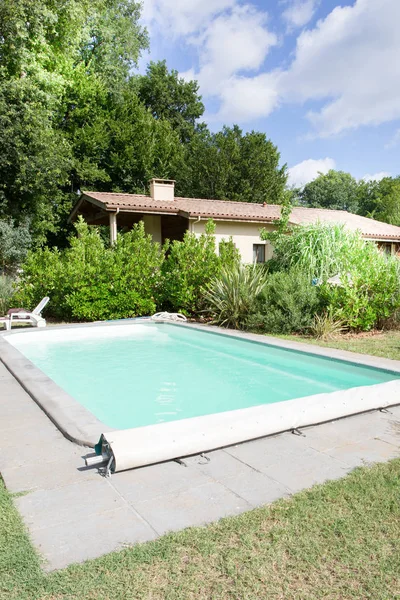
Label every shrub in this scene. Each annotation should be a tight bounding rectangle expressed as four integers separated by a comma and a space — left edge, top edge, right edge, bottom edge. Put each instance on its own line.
160, 220, 220, 314
203, 263, 268, 329
218, 237, 241, 269
0, 219, 31, 275
320, 250, 400, 331
263, 223, 371, 281
0, 275, 15, 315
380, 309, 400, 331
310, 312, 346, 340
64, 222, 163, 321
12, 247, 65, 318
14, 218, 164, 321
262, 222, 400, 331
248, 269, 322, 334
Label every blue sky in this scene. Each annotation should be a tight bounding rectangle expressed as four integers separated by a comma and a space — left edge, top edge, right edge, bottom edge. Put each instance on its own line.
140, 0, 400, 187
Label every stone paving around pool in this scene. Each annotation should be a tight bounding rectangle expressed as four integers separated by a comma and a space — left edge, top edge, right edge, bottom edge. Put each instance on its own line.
1, 360, 399, 571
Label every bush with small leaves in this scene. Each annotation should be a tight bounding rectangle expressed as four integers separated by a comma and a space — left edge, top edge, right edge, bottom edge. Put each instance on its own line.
247, 269, 322, 334
160, 220, 221, 314
14, 218, 164, 321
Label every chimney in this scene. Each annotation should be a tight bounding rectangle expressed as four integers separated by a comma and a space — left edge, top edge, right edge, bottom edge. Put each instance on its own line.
149, 178, 175, 201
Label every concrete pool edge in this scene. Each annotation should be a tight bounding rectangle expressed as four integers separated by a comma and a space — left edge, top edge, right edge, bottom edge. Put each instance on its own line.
180, 321, 400, 373
0, 335, 113, 447
1, 321, 400, 460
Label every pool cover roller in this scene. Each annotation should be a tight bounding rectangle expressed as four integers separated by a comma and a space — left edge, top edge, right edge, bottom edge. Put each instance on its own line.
90, 379, 400, 473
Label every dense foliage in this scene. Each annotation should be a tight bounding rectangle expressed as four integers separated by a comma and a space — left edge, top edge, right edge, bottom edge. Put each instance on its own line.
178, 125, 287, 204
13, 218, 241, 321
320, 252, 400, 330
0, 219, 31, 274
248, 269, 321, 334
0, 0, 148, 242
0, 275, 14, 314
0, 1, 287, 247
11, 219, 400, 333
201, 222, 400, 334
295, 170, 359, 212
13, 219, 164, 321
160, 221, 240, 315
261, 223, 400, 332
262, 223, 370, 281
136, 61, 205, 144
357, 176, 400, 226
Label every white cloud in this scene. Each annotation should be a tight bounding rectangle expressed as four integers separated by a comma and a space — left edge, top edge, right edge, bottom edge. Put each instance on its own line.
280, 0, 400, 136
213, 72, 280, 122
142, 0, 236, 37
142, 1, 278, 122
362, 172, 391, 182
282, 0, 318, 29
193, 6, 276, 93
143, 0, 400, 136
385, 128, 400, 149
287, 157, 336, 188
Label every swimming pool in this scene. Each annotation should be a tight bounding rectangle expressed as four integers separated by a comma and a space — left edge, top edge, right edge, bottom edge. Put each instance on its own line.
1, 321, 400, 471
5, 322, 399, 429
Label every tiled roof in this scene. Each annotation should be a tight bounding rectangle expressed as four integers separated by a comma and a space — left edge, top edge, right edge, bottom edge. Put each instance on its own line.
80, 191, 400, 241
289, 207, 400, 240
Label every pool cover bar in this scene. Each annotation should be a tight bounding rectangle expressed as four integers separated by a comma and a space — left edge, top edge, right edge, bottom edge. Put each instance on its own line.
87, 378, 400, 474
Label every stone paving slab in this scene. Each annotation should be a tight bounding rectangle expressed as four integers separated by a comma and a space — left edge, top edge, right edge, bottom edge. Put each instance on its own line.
185, 450, 291, 506
110, 459, 213, 503
221, 469, 290, 507
185, 449, 255, 480
27, 505, 157, 571
322, 438, 400, 468
1, 359, 400, 570
301, 411, 400, 452
260, 447, 351, 493
15, 479, 125, 530
132, 480, 251, 535
1, 455, 98, 493
224, 432, 307, 470
0, 433, 82, 470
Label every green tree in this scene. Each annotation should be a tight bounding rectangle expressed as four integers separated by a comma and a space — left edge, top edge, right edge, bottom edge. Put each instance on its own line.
298, 170, 359, 212
0, 219, 32, 274
358, 177, 400, 225
0, 0, 147, 87
0, 0, 148, 243
104, 90, 184, 193
179, 125, 287, 203
0, 80, 72, 243
136, 61, 205, 143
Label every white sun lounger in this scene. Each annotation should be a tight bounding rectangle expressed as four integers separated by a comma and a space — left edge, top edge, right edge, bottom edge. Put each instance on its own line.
1, 296, 50, 330
151, 312, 187, 322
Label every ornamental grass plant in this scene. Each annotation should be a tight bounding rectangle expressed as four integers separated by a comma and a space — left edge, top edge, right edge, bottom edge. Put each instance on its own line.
203, 263, 267, 329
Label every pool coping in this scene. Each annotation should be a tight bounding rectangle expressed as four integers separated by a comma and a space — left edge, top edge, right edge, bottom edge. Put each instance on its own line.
1, 320, 400, 453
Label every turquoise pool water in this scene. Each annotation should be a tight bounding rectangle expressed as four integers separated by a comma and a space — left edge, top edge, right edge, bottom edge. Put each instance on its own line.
9, 323, 398, 430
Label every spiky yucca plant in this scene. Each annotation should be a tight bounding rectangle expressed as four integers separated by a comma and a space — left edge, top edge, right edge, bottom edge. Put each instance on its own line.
310, 312, 346, 340
203, 264, 268, 329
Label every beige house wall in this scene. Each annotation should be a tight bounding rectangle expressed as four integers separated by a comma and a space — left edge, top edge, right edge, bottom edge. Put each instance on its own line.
190, 219, 275, 263
142, 214, 162, 244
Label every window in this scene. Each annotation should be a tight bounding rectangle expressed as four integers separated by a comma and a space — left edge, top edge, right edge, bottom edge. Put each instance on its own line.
253, 244, 265, 263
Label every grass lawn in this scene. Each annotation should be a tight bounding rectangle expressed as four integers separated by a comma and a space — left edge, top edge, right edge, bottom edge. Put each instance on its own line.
272, 330, 400, 361
1, 460, 400, 599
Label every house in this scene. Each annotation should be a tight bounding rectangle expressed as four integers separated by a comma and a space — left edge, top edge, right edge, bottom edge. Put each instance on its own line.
70, 179, 400, 262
